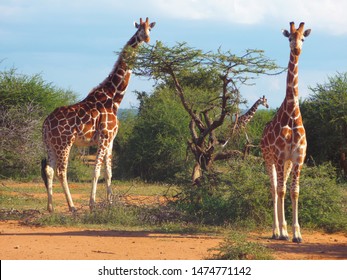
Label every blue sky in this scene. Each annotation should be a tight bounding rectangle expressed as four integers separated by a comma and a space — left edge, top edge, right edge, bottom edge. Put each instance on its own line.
1, 0, 347, 109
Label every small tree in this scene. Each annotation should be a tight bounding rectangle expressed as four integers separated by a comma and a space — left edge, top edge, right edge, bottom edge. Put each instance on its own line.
132, 41, 282, 186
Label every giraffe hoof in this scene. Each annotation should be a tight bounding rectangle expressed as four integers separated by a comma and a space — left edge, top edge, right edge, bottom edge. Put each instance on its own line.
271, 234, 279, 240
292, 237, 302, 243
89, 203, 95, 211
279, 235, 290, 241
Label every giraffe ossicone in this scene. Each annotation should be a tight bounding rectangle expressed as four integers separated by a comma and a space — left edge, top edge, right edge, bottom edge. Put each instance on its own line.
261, 22, 311, 243
41, 18, 156, 212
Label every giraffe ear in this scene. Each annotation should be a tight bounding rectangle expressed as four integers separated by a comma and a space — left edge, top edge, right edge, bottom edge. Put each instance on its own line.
282, 29, 290, 37
134, 22, 139, 29
304, 29, 311, 37
150, 22, 156, 29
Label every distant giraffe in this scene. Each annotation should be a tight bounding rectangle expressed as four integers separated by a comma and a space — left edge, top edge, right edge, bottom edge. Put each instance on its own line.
220, 96, 269, 147
261, 22, 311, 243
41, 18, 156, 212
236, 95, 269, 131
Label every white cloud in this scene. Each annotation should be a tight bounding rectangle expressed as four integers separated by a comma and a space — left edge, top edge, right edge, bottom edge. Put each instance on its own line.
149, 0, 347, 35
2, 0, 346, 34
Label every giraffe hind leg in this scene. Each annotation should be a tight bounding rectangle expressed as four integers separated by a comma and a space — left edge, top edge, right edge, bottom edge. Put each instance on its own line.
56, 147, 76, 212
104, 143, 114, 205
42, 156, 56, 213
90, 145, 107, 210
41, 159, 48, 189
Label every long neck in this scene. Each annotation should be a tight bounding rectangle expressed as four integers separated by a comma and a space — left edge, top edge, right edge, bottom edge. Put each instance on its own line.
87, 32, 142, 103
285, 51, 300, 106
237, 99, 262, 127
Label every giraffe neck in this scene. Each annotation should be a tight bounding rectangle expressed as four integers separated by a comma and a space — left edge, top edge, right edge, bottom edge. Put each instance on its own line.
284, 51, 300, 107
86, 33, 142, 105
237, 99, 262, 127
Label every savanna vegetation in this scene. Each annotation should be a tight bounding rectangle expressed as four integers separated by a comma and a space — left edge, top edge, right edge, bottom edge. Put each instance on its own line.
1, 43, 346, 259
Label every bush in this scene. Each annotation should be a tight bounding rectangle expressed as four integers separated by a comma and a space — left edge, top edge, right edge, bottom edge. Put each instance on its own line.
176, 157, 273, 227
0, 68, 77, 179
294, 163, 347, 232
115, 88, 190, 182
211, 231, 274, 260
176, 159, 347, 233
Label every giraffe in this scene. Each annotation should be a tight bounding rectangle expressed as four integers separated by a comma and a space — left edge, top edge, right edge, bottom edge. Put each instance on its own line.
261, 22, 311, 243
236, 95, 269, 130
41, 17, 156, 212
220, 96, 269, 147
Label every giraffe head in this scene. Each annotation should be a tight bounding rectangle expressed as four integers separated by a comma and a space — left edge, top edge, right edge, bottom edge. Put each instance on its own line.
260, 95, 269, 108
282, 22, 311, 56
134, 17, 156, 43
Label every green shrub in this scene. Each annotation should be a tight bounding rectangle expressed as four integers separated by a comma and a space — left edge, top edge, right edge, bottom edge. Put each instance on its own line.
292, 163, 347, 232
0, 68, 77, 179
211, 231, 274, 260
177, 158, 272, 228
176, 159, 347, 233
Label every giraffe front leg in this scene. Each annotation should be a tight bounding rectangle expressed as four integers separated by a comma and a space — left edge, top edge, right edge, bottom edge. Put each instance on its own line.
291, 164, 303, 243
104, 142, 114, 205
276, 167, 289, 241
267, 163, 280, 239
271, 197, 280, 239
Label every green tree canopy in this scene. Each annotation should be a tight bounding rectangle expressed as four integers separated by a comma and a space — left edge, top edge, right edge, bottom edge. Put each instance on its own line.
301, 72, 347, 167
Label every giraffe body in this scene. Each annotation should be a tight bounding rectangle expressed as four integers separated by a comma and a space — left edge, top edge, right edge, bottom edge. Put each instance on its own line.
42, 18, 155, 212
261, 22, 311, 243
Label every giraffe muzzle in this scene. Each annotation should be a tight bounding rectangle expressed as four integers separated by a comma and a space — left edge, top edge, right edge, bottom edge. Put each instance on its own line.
293, 48, 301, 56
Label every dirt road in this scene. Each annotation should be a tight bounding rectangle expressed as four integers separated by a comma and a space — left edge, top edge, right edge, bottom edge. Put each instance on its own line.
0, 220, 346, 260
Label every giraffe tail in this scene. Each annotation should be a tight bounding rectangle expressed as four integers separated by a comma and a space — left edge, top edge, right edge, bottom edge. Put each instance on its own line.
41, 158, 48, 190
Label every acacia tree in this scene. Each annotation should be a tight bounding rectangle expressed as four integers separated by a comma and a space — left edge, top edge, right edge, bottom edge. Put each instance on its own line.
131, 41, 282, 186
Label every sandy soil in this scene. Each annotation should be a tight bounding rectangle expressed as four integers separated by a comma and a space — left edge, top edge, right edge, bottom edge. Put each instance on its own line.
0, 220, 346, 260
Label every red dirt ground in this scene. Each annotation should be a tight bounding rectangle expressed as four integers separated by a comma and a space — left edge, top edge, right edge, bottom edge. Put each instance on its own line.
0, 220, 346, 260
1, 180, 346, 260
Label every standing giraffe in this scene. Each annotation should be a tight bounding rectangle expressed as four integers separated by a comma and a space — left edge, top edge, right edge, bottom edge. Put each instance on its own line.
221, 96, 269, 147
261, 22, 311, 243
236, 95, 269, 130
41, 18, 156, 212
